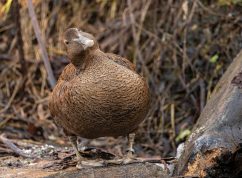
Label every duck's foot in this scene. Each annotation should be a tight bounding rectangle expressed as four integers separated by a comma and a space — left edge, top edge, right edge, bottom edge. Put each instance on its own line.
103, 157, 143, 165
123, 157, 136, 164
75, 157, 144, 168
76, 160, 105, 169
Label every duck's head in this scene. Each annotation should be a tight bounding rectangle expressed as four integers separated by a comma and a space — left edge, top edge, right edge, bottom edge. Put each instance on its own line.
63, 28, 99, 65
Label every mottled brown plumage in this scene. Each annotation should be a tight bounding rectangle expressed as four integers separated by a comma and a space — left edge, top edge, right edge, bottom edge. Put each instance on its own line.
49, 28, 150, 167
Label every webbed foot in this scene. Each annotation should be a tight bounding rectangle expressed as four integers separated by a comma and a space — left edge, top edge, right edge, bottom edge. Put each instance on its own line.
76, 160, 104, 169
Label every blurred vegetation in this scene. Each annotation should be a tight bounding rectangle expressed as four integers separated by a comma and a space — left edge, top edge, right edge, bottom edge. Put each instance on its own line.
0, 0, 242, 157
218, 0, 242, 5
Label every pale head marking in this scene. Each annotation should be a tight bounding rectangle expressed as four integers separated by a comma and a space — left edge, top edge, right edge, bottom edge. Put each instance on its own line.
72, 30, 94, 50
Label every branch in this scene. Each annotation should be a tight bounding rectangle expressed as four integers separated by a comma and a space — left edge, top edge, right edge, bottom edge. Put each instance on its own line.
0, 134, 34, 158
12, 0, 27, 75
26, 0, 56, 89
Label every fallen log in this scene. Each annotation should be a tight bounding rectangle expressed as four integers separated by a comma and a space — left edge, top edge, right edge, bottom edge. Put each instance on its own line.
0, 138, 171, 178
0, 163, 169, 178
174, 51, 242, 177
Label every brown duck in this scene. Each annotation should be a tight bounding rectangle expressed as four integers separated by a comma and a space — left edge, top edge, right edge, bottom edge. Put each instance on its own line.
49, 28, 150, 167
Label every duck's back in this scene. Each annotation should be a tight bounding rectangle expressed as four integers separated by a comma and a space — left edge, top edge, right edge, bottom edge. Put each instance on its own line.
50, 53, 150, 138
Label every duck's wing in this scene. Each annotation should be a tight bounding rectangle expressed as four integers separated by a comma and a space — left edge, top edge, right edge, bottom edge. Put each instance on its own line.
58, 63, 77, 81
106, 53, 136, 71
49, 63, 76, 117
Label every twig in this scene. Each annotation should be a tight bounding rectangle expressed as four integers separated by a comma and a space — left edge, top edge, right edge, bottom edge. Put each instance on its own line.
127, 0, 156, 94
0, 134, 34, 158
127, 0, 147, 68
0, 117, 11, 129
170, 103, 176, 151
12, 0, 27, 75
0, 77, 22, 113
26, 0, 56, 89
0, 54, 11, 60
199, 79, 205, 110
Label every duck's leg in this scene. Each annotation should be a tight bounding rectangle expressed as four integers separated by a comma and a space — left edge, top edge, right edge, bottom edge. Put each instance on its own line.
69, 136, 104, 168
103, 133, 141, 165
126, 133, 135, 158
68, 136, 83, 163
123, 133, 136, 163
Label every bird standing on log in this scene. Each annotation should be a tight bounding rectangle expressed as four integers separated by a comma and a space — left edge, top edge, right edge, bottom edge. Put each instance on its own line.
49, 28, 150, 168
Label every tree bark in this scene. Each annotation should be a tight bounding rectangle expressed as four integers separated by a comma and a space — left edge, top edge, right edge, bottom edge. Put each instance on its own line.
174, 51, 242, 177
0, 162, 169, 178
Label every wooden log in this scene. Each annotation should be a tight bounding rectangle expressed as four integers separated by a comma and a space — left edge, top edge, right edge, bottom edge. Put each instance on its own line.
0, 138, 170, 178
174, 51, 242, 177
0, 162, 169, 178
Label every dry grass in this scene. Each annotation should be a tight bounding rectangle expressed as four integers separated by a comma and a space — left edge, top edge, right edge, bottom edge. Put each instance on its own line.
0, 0, 242, 157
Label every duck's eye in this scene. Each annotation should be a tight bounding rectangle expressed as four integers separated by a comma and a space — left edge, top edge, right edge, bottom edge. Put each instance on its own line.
64, 40, 69, 45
